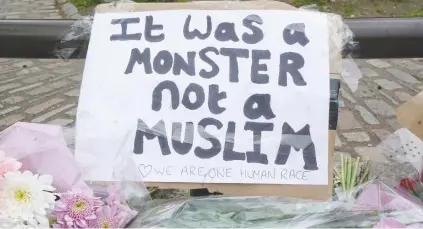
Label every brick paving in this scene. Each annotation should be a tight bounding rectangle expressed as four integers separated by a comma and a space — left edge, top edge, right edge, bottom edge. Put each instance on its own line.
0, 59, 83, 127
1, 0, 423, 161
0, 0, 62, 19
336, 59, 423, 160
0, 0, 84, 128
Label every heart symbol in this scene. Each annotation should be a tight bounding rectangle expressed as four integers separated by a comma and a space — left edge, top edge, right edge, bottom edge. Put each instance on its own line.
138, 164, 152, 178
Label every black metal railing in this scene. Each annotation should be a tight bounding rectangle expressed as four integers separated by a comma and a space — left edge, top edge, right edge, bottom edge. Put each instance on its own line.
1, 17, 423, 59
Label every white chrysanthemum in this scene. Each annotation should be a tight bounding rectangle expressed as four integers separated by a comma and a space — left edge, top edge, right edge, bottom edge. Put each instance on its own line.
0, 171, 56, 227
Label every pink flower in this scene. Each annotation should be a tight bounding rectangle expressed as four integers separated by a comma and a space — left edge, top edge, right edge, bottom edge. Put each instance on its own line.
106, 185, 121, 206
91, 205, 121, 228
52, 186, 103, 228
106, 185, 138, 227
0, 150, 21, 177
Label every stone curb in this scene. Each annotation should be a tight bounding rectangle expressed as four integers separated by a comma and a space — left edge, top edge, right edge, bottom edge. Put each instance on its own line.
56, 0, 82, 19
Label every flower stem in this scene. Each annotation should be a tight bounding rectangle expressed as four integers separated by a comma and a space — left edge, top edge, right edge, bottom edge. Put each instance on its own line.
350, 157, 360, 190
334, 166, 341, 179
346, 157, 352, 190
341, 154, 346, 191
359, 161, 371, 185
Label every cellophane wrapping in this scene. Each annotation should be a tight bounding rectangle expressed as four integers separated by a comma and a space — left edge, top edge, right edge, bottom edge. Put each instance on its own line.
0, 122, 150, 228
126, 179, 423, 228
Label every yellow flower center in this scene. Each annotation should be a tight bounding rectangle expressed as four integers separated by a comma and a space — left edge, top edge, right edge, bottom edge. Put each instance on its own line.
14, 189, 30, 203
49, 217, 57, 225
101, 222, 110, 228
72, 201, 87, 212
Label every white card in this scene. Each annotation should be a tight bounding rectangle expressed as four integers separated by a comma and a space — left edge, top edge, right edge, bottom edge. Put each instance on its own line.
76, 10, 330, 185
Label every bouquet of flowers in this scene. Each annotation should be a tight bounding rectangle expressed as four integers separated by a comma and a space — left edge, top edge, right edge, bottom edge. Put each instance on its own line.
3, 122, 423, 228
129, 179, 423, 228
129, 129, 423, 228
333, 155, 371, 199
376, 128, 423, 207
0, 122, 143, 228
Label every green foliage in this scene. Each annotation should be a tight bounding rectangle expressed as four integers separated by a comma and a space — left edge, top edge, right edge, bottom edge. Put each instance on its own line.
133, 0, 188, 2
403, 7, 423, 17
291, 0, 328, 7
343, 6, 354, 16
70, 0, 103, 14
70, 0, 188, 14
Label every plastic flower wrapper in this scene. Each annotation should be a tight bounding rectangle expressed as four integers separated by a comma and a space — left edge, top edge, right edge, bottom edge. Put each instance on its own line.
131, 195, 369, 228
0, 122, 149, 228
376, 128, 423, 202
298, 4, 360, 93
0, 122, 82, 192
51, 128, 150, 228
129, 195, 352, 228
350, 179, 423, 228
49, 182, 139, 228
123, 178, 423, 228
0, 123, 80, 227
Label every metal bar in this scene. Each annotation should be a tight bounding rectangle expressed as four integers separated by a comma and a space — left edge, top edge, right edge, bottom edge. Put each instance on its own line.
0, 20, 79, 59
1, 17, 423, 59
346, 17, 423, 58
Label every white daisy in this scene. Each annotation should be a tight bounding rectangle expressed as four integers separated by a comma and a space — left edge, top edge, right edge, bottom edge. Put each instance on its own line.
0, 171, 56, 227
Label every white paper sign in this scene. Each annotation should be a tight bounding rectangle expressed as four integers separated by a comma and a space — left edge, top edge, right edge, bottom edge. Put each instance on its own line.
76, 10, 330, 185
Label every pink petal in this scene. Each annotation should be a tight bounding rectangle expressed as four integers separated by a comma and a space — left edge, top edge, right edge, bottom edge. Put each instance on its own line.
56, 217, 66, 224
76, 219, 87, 228
0, 160, 22, 176
103, 206, 112, 217
95, 207, 103, 215
107, 185, 120, 203
64, 214, 73, 223
94, 199, 104, 207
86, 214, 97, 220
66, 221, 74, 227
4, 158, 20, 165
110, 205, 119, 216
53, 207, 67, 213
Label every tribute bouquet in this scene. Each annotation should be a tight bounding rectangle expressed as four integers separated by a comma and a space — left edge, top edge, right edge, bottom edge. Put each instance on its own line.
2, 121, 423, 228
128, 178, 423, 228
129, 128, 423, 228
0, 122, 143, 228
383, 128, 423, 211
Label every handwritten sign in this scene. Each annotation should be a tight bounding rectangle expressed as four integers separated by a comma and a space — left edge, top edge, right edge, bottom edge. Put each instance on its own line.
76, 10, 330, 185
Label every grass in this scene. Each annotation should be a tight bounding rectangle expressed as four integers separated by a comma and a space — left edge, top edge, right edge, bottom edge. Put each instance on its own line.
70, 0, 101, 14
291, 0, 328, 8
343, 6, 354, 16
71, 0, 187, 14
403, 7, 423, 17
71, 0, 423, 18
344, 6, 354, 16
290, 0, 355, 17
